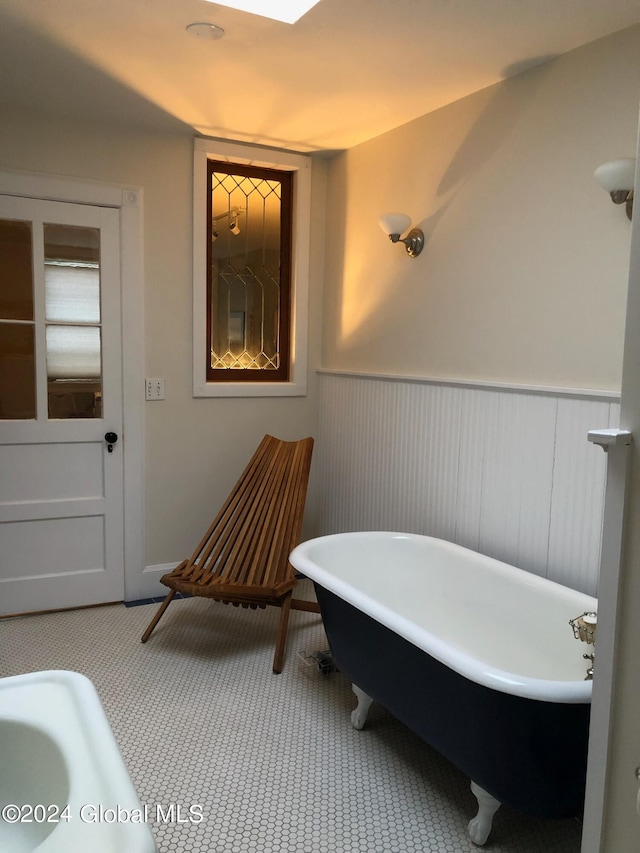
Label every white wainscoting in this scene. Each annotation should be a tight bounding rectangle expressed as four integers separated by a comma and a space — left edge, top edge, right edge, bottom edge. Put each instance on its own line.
315, 371, 620, 596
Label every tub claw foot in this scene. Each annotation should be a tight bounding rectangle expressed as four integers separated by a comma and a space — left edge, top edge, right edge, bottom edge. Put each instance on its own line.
468, 781, 501, 846
351, 684, 373, 730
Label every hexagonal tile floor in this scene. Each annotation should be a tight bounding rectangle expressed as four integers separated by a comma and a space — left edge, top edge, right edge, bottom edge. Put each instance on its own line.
0, 593, 582, 852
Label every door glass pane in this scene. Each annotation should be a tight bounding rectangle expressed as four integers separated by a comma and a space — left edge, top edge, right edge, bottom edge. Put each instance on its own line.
0, 218, 35, 419
45, 264, 100, 323
0, 218, 34, 321
46, 326, 102, 379
44, 224, 102, 420
0, 324, 36, 419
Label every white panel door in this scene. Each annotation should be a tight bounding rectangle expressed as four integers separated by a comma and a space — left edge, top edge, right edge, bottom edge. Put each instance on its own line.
0, 195, 124, 614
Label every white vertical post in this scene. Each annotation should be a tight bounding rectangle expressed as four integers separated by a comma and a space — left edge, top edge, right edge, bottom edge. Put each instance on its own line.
581, 429, 632, 853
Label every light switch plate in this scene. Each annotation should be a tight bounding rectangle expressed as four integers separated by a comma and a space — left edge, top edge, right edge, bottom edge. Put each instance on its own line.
145, 378, 165, 400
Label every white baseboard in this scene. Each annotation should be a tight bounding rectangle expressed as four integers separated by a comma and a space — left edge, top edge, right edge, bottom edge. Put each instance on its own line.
142, 562, 178, 576
124, 563, 176, 603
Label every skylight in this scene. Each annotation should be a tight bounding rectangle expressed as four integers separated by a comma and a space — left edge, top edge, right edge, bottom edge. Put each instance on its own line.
204, 0, 321, 25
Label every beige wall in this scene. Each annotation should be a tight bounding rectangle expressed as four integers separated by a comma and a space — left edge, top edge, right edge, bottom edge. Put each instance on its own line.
0, 110, 326, 567
322, 26, 640, 392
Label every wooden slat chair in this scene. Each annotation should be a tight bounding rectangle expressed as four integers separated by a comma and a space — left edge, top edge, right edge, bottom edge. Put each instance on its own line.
141, 434, 318, 673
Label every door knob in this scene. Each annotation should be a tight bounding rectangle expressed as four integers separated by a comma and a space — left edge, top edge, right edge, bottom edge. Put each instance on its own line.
105, 431, 118, 453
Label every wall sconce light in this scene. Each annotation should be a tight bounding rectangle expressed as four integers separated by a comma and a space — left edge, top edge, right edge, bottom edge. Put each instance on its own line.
379, 212, 425, 258
594, 158, 636, 220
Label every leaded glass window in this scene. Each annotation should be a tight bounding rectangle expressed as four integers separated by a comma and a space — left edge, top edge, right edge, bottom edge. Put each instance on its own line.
207, 160, 292, 382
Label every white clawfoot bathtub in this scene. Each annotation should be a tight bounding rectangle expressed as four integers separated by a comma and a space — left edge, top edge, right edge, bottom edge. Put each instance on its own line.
0, 670, 156, 852
290, 532, 597, 845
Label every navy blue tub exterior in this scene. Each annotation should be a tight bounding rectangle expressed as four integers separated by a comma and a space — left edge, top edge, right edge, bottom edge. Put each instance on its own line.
315, 585, 590, 820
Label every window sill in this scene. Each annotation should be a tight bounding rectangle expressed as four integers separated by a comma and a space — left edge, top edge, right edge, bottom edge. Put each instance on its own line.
194, 380, 306, 398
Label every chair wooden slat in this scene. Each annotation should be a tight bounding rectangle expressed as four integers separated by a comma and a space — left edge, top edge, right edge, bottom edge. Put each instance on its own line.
140, 435, 317, 672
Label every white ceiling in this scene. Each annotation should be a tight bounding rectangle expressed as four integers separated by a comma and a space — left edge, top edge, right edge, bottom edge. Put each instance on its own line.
1, 0, 640, 152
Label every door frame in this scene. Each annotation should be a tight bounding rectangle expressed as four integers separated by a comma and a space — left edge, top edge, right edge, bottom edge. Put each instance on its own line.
0, 169, 146, 602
